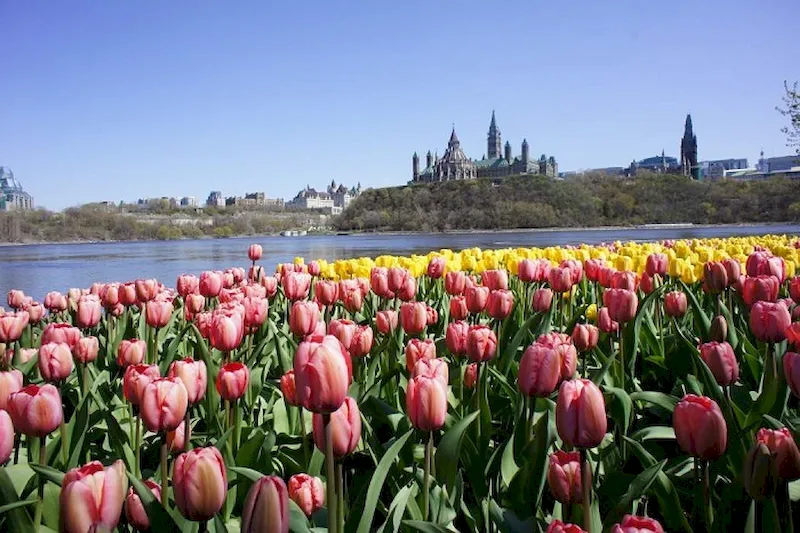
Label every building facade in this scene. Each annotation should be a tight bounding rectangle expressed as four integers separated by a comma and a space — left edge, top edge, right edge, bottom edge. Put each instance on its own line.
206, 191, 225, 207
327, 180, 361, 209
699, 158, 749, 180
412, 112, 558, 183
0, 167, 34, 211
680, 114, 700, 178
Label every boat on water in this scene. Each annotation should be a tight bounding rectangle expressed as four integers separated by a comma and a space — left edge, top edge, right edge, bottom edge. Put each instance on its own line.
280, 230, 309, 237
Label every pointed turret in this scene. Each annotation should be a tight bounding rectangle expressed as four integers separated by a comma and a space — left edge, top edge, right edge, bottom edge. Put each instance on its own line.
426, 150, 433, 168
449, 127, 460, 148
504, 141, 512, 162
412, 152, 420, 181
680, 113, 698, 177
521, 138, 529, 163
487, 111, 501, 159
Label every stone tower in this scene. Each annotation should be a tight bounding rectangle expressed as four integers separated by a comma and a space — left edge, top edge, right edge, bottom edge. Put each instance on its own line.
426, 150, 433, 168
504, 141, 512, 162
412, 152, 420, 181
487, 111, 501, 159
680, 114, 698, 178
521, 138, 529, 163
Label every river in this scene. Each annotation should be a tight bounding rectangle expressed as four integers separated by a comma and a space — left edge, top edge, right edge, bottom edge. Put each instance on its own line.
1, 224, 799, 300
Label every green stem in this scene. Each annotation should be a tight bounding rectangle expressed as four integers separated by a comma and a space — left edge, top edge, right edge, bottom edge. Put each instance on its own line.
135, 415, 142, 478
33, 435, 46, 531
299, 407, 309, 468
161, 440, 169, 510
199, 520, 208, 533
184, 405, 191, 452
82, 363, 89, 399
337, 461, 345, 533
475, 363, 482, 442
224, 400, 232, 457
60, 422, 68, 467
324, 414, 338, 533
423, 431, 433, 521
786, 481, 795, 533
233, 401, 241, 457
702, 459, 712, 532
581, 448, 592, 533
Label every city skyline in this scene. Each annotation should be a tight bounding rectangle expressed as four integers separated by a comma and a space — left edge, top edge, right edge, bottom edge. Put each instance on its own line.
1, 1, 797, 210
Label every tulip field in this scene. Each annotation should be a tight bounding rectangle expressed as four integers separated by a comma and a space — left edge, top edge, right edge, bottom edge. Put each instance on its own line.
4, 235, 800, 533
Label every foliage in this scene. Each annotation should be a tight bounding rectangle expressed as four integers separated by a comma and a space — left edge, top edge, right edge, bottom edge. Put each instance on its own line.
778, 80, 800, 154
334, 174, 800, 232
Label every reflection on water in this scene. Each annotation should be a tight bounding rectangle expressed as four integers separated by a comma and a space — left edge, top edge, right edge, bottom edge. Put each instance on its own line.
1, 224, 799, 300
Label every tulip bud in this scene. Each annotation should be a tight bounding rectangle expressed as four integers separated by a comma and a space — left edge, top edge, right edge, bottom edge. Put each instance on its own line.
405, 338, 436, 372
0, 369, 23, 410
482, 269, 509, 291
341, 283, 364, 313
145, 299, 173, 329
72, 336, 99, 364
166, 420, 188, 454
289, 300, 321, 338
598, 307, 618, 333
349, 325, 374, 358
140, 377, 188, 433
135, 279, 160, 302
315, 280, 339, 307
44, 291, 68, 312
611, 515, 665, 533
556, 379, 607, 448
7, 384, 63, 436
449, 296, 468, 321
294, 335, 352, 414
26, 303, 44, 324
603, 288, 638, 324
709, 315, 728, 343
673, 394, 727, 460
42, 323, 81, 348
466, 325, 497, 363
532, 288, 554, 313
639, 272, 656, 295
173, 447, 227, 521
406, 373, 448, 431
784, 352, 800, 399
756, 427, 800, 481
698, 341, 739, 386
39, 342, 74, 382
446, 321, 469, 356
561, 259, 584, 285
7, 290, 25, 310
703, 261, 729, 294
744, 442, 777, 501
664, 291, 688, 318
750, 301, 792, 342
176, 274, 200, 298
312, 396, 361, 457
743, 275, 780, 306
168, 358, 207, 405
248, 243, 263, 262
370, 267, 394, 299
427, 257, 446, 279
125, 479, 161, 531
288, 474, 324, 517
210, 310, 245, 352
118, 339, 147, 368
538, 332, 577, 379
465, 286, 490, 314
464, 363, 478, 389
279, 370, 299, 406
199, 271, 224, 298
519, 344, 560, 398
0, 312, 29, 343
445, 271, 466, 296
242, 475, 289, 533
487, 289, 514, 320
549, 267, 573, 293
376, 310, 398, 335
400, 301, 428, 335
571, 324, 599, 352
60, 460, 128, 533
216, 362, 250, 401
546, 520, 587, 533
0, 410, 14, 465
328, 319, 357, 349
645, 253, 668, 277
547, 450, 582, 504
283, 271, 312, 301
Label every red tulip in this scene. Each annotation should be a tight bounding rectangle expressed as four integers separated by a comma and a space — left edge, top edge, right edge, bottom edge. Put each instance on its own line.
571, 324, 599, 352
117, 339, 146, 368
312, 396, 361, 457
449, 296, 468, 321
445, 270, 467, 295
125, 479, 161, 531
603, 288, 638, 323
664, 291, 687, 318
145, 299, 173, 329
44, 291, 68, 312
199, 271, 224, 298
280, 370, 298, 406
294, 335, 352, 413
135, 279, 160, 302
376, 310, 398, 335
123, 364, 160, 405
0, 311, 29, 343
210, 310, 245, 352
73, 336, 99, 365
598, 307, 618, 333
289, 300, 321, 338
698, 341, 738, 386
176, 274, 200, 297
168, 358, 207, 405
645, 253, 668, 277
546, 520, 587, 533
405, 338, 436, 372
173, 446, 227, 521
561, 259, 584, 285
465, 285, 490, 314
60, 460, 127, 533
750, 300, 791, 342
140, 377, 188, 432
519, 344, 560, 398
532, 288, 554, 313
556, 379, 607, 448
324, 321, 354, 352
427, 257, 446, 279
407, 373, 448, 431
39, 342, 74, 382
673, 394, 727, 460
7, 384, 63, 436
400, 301, 428, 335
314, 280, 339, 306
611, 515, 665, 533
370, 267, 394, 299
722, 258, 741, 283
703, 261, 729, 293
0, 369, 23, 410
549, 267, 573, 293
756, 427, 800, 480
446, 321, 469, 355
288, 474, 324, 517
216, 362, 250, 401
743, 275, 780, 306
482, 269, 509, 291
349, 325, 374, 357
538, 332, 578, 379
412, 358, 449, 388
487, 289, 514, 319
547, 450, 583, 504
584, 259, 604, 283
747, 251, 786, 282
464, 363, 478, 389
0, 410, 13, 465
611, 270, 638, 291
466, 325, 497, 363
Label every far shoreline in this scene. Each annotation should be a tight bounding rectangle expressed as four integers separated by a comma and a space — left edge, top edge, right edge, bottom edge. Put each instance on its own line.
1, 221, 799, 248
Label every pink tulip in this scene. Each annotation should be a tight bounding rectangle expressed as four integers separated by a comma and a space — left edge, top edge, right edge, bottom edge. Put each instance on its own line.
703, 261, 729, 293
400, 301, 428, 335
664, 291, 687, 318
611, 515, 665, 533
199, 271, 224, 298
610, 271, 638, 291
123, 364, 160, 406
388, 267, 410, 294
0, 369, 23, 410
549, 267, 573, 293
216, 362, 250, 401
547, 450, 582, 504
294, 335, 352, 413
119, 283, 138, 306
125, 479, 161, 531
173, 446, 227, 521
243, 296, 269, 332
135, 279, 160, 302
412, 358, 449, 388
168, 358, 207, 405
405, 338, 436, 372
210, 310, 245, 352
376, 310, 398, 335
585, 259, 604, 282
288, 474, 324, 517
312, 396, 361, 457
747, 251, 786, 282
546, 520, 587, 533
26, 303, 44, 324
465, 285, 490, 314
756, 427, 800, 481
426, 257, 446, 279
145, 299, 173, 328
750, 300, 791, 342
280, 370, 298, 406
315, 280, 339, 306
0, 311, 29, 343
0, 410, 13, 465
341, 282, 364, 312
283, 271, 312, 301
532, 288, 554, 313
370, 267, 394, 299
7, 384, 63, 436
598, 307, 618, 333
449, 295, 468, 320
466, 325, 497, 363
242, 475, 289, 533
673, 394, 727, 460
42, 323, 81, 348
482, 269, 509, 291
176, 274, 200, 297
329, 319, 357, 349
248, 243, 263, 262
349, 325, 374, 357
140, 377, 188, 432
571, 324, 599, 352
487, 289, 514, 319
537, 332, 577, 380
44, 291, 68, 312
289, 300, 321, 338
407, 373, 448, 431
556, 379, 607, 448
603, 288, 638, 323
519, 344, 561, 398
464, 363, 478, 389
445, 270, 466, 295
645, 253, 668, 277
117, 339, 147, 368
698, 342, 738, 386
72, 336, 99, 364
39, 342, 74, 382
60, 460, 127, 533
743, 275, 780, 307
446, 321, 469, 356
7, 290, 26, 310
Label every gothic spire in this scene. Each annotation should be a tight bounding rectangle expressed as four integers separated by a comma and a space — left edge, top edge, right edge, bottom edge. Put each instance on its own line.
449, 127, 460, 147
490, 110, 497, 131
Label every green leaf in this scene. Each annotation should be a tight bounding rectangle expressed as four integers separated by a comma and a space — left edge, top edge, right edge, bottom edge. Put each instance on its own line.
401, 520, 453, 533
603, 459, 666, 528
630, 391, 678, 413
288, 499, 312, 533
0, 469, 34, 532
0, 498, 38, 514
128, 471, 182, 530
679, 279, 711, 339
435, 411, 480, 493
229, 466, 266, 483
630, 426, 676, 441
605, 386, 632, 435
377, 483, 415, 533
488, 499, 538, 533
356, 429, 414, 533
28, 464, 64, 486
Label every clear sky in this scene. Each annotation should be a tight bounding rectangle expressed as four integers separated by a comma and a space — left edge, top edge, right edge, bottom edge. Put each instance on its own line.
2, 1, 798, 210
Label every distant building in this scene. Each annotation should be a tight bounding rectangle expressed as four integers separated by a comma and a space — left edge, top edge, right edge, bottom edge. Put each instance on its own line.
0, 167, 34, 211
757, 153, 800, 173
412, 112, 558, 183
290, 186, 336, 211
326, 180, 361, 209
723, 152, 800, 180
626, 151, 680, 176
180, 196, 198, 207
699, 158, 749, 180
206, 191, 225, 207
680, 114, 700, 179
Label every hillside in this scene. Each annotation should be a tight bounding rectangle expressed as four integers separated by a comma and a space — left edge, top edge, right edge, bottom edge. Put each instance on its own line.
333, 173, 800, 232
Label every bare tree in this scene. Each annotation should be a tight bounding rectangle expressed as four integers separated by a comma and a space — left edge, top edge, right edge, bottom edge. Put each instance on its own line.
777, 80, 800, 154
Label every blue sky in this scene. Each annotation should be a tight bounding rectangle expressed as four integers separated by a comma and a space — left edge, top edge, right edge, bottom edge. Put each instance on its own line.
1, 1, 798, 210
